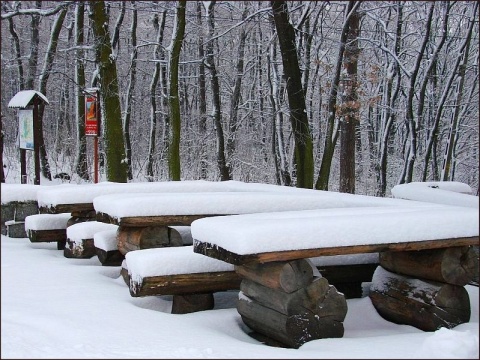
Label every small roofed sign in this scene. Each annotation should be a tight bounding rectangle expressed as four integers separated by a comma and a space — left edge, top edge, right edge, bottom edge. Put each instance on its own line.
85, 89, 99, 136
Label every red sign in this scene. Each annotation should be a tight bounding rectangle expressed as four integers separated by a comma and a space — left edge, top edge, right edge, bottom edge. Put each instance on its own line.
85, 95, 99, 136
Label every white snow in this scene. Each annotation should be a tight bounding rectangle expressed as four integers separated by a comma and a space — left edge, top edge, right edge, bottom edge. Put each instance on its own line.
1, 180, 479, 358
24, 213, 71, 231
126, 246, 234, 282
191, 205, 478, 255
66, 221, 118, 242
7, 89, 49, 108
36, 180, 265, 208
93, 229, 118, 252
1, 183, 48, 203
391, 181, 478, 208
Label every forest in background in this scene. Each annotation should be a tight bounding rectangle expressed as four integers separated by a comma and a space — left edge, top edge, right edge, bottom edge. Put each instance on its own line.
1, 1, 478, 196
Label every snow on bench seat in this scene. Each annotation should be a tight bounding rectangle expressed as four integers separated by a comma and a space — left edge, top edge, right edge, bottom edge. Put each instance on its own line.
93, 190, 424, 227
124, 246, 240, 314
94, 229, 124, 266
24, 213, 71, 248
65, 221, 118, 259
25, 213, 71, 231
391, 181, 478, 208
36, 180, 269, 214
192, 205, 479, 265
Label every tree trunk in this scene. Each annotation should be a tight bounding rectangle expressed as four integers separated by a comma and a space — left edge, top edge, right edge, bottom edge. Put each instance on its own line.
168, 0, 186, 181
123, 1, 137, 181
26, 1, 41, 90
339, 6, 360, 194
399, 3, 434, 184
36, 6, 68, 181
89, 0, 128, 183
74, 2, 89, 181
146, 10, 166, 181
205, 1, 230, 181
226, 3, 248, 175
271, 0, 313, 189
316, 1, 360, 190
196, 1, 208, 180
441, 3, 477, 181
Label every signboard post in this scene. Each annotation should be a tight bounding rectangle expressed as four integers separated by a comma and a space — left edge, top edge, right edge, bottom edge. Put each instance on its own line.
85, 88, 100, 183
8, 90, 49, 185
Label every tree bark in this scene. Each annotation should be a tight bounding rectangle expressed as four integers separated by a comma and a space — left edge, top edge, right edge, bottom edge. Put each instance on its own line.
339, 6, 361, 194
271, 0, 314, 189
315, 1, 360, 190
168, 0, 186, 181
205, 1, 230, 181
89, 0, 128, 182
123, 1, 137, 181
74, 2, 89, 181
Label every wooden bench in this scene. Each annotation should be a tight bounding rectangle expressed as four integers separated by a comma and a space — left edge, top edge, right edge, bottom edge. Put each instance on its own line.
64, 221, 118, 259
191, 205, 479, 348
24, 213, 72, 250
120, 245, 379, 314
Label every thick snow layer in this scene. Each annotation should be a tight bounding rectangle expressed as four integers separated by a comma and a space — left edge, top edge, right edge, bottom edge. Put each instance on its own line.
36, 180, 264, 208
24, 213, 71, 231
1, 235, 479, 358
7, 89, 49, 108
93, 229, 118, 251
66, 221, 118, 242
191, 205, 479, 255
93, 190, 428, 219
391, 181, 478, 208
126, 246, 234, 282
1, 184, 44, 203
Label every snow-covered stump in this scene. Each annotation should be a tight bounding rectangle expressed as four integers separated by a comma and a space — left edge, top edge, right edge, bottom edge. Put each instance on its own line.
64, 222, 118, 259
236, 259, 347, 349
94, 229, 124, 266
369, 266, 471, 331
25, 213, 71, 250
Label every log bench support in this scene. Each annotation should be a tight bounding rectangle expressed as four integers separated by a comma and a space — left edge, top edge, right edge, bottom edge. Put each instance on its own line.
369, 246, 477, 331
117, 225, 184, 255
235, 259, 347, 349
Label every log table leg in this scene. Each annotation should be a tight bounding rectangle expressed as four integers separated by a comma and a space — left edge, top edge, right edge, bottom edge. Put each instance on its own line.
117, 226, 184, 255
235, 259, 347, 349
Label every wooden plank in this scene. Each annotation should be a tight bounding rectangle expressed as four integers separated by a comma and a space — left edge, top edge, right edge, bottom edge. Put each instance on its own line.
129, 271, 242, 297
193, 237, 480, 265
96, 213, 227, 227
27, 228, 66, 243
39, 203, 94, 214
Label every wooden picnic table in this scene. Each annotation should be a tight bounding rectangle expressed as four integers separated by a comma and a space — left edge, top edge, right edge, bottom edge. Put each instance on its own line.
191, 205, 479, 348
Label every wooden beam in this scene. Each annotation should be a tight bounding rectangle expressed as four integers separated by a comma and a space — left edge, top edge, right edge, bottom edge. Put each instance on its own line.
193, 237, 480, 265
39, 203, 94, 214
96, 212, 227, 227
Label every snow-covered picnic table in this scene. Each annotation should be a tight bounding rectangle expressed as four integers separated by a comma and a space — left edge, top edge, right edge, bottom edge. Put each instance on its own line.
191, 202, 478, 348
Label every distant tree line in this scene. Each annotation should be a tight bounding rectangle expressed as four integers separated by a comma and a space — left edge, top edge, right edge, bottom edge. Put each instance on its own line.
1, 1, 478, 196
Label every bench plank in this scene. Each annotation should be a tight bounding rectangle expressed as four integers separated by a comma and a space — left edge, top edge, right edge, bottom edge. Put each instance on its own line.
97, 212, 224, 227
194, 236, 479, 265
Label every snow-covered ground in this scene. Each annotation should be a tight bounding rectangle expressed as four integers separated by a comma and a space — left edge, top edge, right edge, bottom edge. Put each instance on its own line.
1, 235, 478, 359
1, 180, 479, 358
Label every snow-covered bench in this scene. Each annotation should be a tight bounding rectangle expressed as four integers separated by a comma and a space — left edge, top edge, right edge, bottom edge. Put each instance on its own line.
120, 245, 379, 314
93, 190, 416, 255
192, 205, 479, 348
24, 213, 72, 250
65, 221, 118, 259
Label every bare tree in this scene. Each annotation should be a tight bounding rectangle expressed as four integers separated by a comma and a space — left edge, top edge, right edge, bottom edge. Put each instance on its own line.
89, 0, 127, 182
271, 0, 313, 188
168, 0, 186, 181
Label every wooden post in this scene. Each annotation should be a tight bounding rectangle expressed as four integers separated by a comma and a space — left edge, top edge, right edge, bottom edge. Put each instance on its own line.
20, 149, 27, 184
32, 98, 41, 185
94, 135, 99, 183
